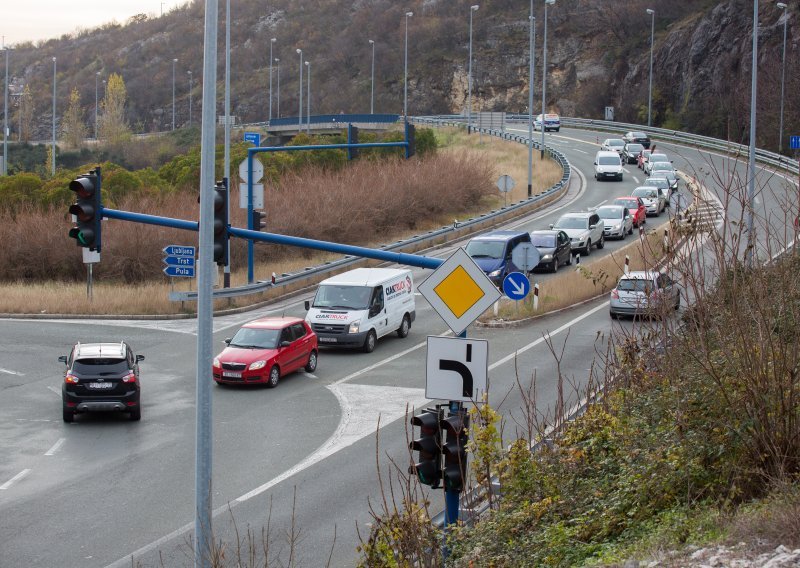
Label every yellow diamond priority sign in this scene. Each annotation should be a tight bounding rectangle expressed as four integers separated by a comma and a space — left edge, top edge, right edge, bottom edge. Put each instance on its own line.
418, 248, 501, 335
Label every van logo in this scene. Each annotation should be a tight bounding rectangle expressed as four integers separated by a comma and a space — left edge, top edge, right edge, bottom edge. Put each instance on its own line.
385, 277, 413, 301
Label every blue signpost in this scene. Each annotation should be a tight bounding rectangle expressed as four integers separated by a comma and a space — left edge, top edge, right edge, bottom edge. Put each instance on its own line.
790, 135, 800, 150
502, 272, 530, 301
244, 132, 261, 146
163, 265, 196, 277
163, 255, 196, 267
163, 245, 196, 278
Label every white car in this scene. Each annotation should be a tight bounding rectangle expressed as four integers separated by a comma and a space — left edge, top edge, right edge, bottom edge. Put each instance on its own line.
631, 186, 667, 216
643, 153, 669, 175
594, 151, 624, 181
595, 205, 634, 239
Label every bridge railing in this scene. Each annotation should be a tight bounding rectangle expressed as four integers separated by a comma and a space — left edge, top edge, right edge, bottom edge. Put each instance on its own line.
267, 113, 400, 127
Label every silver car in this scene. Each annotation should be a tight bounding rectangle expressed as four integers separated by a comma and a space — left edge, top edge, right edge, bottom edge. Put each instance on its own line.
550, 211, 605, 256
596, 205, 633, 239
610, 270, 680, 318
631, 186, 667, 216
643, 153, 669, 175
601, 138, 626, 154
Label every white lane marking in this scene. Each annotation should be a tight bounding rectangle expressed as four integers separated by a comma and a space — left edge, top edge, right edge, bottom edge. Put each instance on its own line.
490, 301, 610, 371
573, 148, 588, 155
302, 373, 318, 379
0, 469, 31, 490
593, 200, 607, 208
44, 438, 66, 456
0, 367, 24, 376
633, 176, 640, 184
47, 386, 60, 397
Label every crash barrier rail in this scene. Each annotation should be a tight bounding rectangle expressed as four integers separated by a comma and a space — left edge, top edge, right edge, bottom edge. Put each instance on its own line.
266, 113, 400, 127
169, 118, 571, 301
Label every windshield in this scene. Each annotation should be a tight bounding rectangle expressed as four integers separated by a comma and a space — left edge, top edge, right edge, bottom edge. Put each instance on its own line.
625, 144, 644, 153
72, 358, 129, 376
606, 140, 624, 147
229, 327, 280, 349
649, 154, 668, 163
465, 240, 506, 260
632, 188, 658, 199
312, 284, 372, 310
617, 278, 651, 292
554, 216, 588, 230
531, 234, 556, 247
598, 156, 620, 165
645, 178, 668, 188
596, 206, 623, 219
615, 198, 638, 209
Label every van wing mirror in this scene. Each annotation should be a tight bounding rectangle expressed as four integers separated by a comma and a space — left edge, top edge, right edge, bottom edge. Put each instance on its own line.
304, 300, 310, 311
136, 355, 145, 362
58, 355, 67, 363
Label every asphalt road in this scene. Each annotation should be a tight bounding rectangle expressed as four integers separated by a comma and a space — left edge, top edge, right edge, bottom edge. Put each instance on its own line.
0, 127, 795, 568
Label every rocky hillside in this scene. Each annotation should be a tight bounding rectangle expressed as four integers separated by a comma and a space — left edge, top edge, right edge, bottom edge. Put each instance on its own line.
4, 0, 797, 151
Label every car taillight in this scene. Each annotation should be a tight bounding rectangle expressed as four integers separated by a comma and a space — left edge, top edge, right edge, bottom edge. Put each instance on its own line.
122, 372, 136, 383
611, 289, 619, 299
65, 373, 79, 384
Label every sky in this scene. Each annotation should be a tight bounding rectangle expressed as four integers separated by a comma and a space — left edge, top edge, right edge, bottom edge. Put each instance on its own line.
2, 1, 186, 47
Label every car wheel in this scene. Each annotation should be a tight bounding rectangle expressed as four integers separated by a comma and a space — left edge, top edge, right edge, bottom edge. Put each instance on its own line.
305, 350, 318, 372
129, 406, 141, 421
584, 240, 591, 256
551, 258, 558, 273
267, 365, 280, 388
363, 330, 377, 353
62, 408, 74, 423
597, 235, 605, 249
628, 225, 634, 235
610, 311, 618, 320
396, 315, 411, 338
566, 253, 572, 266
617, 173, 623, 181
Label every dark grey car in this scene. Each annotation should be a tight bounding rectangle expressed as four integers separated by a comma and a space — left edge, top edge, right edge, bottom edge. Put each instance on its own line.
530, 230, 572, 273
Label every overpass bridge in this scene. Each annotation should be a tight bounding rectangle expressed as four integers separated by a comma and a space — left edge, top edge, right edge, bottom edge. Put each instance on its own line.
256, 113, 401, 136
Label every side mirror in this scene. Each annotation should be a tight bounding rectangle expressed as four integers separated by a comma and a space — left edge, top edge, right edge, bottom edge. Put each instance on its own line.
593, 162, 598, 166
280, 341, 291, 348
589, 224, 596, 230
58, 355, 67, 363
136, 355, 145, 362
224, 338, 232, 345
304, 300, 310, 311
549, 224, 554, 230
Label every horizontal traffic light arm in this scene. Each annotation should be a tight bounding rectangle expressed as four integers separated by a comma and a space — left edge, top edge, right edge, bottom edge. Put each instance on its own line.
100, 208, 443, 271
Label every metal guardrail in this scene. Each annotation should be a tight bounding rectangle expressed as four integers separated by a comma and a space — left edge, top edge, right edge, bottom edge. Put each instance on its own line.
268, 113, 400, 127
169, 121, 571, 301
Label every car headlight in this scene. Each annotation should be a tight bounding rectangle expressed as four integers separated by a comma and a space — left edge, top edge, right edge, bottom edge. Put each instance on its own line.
348, 321, 360, 334
488, 269, 502, 277
613, 224, 621, 230
249, 360, 267, 371
540, 254, 552, 261
213, 357, 220, 368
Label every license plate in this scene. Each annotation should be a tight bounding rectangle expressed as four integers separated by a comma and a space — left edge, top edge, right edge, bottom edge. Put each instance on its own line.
222, 371, 242, 378
89, 382, 114, 389
319, 337, 337, 343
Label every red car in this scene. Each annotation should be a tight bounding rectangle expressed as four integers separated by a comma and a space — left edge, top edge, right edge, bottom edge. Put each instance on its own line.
613, 196, 647, 228
213, 317, 318, 387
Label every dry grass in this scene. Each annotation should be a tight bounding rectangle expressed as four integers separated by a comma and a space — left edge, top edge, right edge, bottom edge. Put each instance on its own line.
480, 230, 668, 322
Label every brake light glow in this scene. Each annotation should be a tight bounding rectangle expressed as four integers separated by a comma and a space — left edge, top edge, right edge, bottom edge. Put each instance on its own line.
65, 373, 79, 384
611, 289, 619, 299
121, 372, 136, 383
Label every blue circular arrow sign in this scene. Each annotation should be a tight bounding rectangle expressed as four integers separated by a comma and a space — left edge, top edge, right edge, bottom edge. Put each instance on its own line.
502, 272, 530, 300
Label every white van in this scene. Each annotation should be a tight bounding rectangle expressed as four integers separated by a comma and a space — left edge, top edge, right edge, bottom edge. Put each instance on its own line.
304, 268, 416, 353
594, 150, 624, 181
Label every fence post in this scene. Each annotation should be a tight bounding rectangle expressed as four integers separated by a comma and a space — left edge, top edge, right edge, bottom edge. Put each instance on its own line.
533, 282, 539, 311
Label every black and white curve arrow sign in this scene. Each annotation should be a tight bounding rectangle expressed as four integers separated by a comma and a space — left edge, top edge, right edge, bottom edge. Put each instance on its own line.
426, 336, 489, 403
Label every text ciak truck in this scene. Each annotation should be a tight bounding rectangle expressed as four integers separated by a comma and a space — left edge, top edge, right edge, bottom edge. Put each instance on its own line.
304, 268, 416, 353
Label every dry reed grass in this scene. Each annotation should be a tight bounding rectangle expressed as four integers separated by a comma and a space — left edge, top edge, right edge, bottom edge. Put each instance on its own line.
481, 230, 667, 321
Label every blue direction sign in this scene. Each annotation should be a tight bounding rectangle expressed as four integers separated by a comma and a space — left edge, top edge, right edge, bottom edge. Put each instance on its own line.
163, 265, 195, 278
502, 272, 530, 300
163, 245, 196, 257
244, 132, 261, 146
791, 135, 800, 150
163, 255, 196, 267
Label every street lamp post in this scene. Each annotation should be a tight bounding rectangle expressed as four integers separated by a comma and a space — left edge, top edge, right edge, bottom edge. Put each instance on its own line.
51, 56, 56, 176
187, 70, 193, 127
404, 11, 413, 119
467, 4, 479, 134
3, 46, 9, 176
297, 48, 303, 127
528, 3, 536, 197
95, 71, 100, 139
269, 37, 276, 122
369, 39, 375, 114
541, 0, 554, 159
305, 60, 311, 133
172, 59, 177, 130
646, 8, 655, 127
746, 0, 759, 266
777, 2, 788, 153
275, 58, 280, 118
223, 0, 232, 288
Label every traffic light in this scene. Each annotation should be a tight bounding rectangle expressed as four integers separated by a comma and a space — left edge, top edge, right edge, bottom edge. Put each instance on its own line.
347, 124, 359, 160
409, 407, 442, 488
252, 210, 266, 231
405, 122, 415, 159
68, 167, 102, 251
213, 181, 229, 266
441, 411, 469, 492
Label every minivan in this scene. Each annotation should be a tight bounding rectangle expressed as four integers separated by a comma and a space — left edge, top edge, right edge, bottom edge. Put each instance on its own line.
594, 150, 624, 181
465, 230, 533, 285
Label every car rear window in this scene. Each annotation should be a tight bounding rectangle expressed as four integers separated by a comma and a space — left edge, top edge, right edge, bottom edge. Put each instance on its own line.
615, 199, 637, 208
72, 359, 129, 375
617, 279, 651, 292
554, 216, 588, 230
597, 206, 624, 219
531, 234, 556, 247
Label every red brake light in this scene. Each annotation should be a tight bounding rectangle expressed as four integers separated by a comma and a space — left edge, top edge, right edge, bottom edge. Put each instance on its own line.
611, 289, 619, 299
65, 373, 79, 384
122, 372, 136, 383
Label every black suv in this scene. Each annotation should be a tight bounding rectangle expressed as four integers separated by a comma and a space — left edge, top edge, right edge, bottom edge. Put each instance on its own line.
60, 342, 144, 422
623, 131, 651, 149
